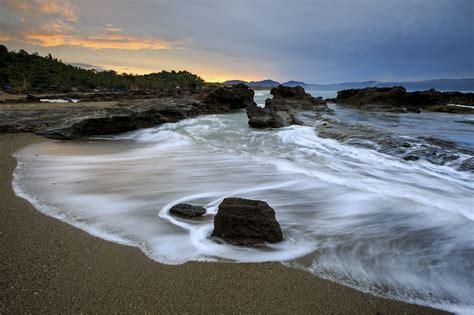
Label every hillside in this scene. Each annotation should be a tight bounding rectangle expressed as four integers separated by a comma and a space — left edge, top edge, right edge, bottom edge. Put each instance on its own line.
0, 45, 204, 93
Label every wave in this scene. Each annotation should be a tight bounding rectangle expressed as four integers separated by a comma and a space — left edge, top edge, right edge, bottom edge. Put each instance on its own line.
13, 111, 474, 313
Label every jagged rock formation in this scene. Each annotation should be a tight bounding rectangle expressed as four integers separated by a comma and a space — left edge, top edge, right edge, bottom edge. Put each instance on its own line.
0, 85, 256, 139
335, 87, 474, 113
317, 117, 474, 172
246, 85, 334, 128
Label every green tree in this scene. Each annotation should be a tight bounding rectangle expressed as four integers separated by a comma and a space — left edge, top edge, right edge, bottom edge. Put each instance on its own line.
1, 45, 205, 92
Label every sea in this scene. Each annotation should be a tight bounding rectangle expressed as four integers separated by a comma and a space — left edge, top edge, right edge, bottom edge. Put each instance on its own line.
13, 90, 474, 313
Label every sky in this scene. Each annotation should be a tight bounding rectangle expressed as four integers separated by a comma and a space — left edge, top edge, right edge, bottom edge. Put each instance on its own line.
1, 0, 473, 83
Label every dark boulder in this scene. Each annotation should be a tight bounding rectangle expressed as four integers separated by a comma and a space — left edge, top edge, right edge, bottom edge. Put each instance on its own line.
232, 83, 257, 108
267, 85, 329, 111
336, 86, 408, 108
202, 84, 256, 111
247, 104, 302, 128
270, 85, 308, 99
26, 94, 39, 102
403, 155, 420, 161
335, 87, 474, 113
211, 197, 283, 246
169, 203, 206, 218
246, 85, 333, 128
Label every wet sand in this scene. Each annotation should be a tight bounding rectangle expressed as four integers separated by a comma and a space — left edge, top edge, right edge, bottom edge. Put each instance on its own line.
0, 133, 447, 314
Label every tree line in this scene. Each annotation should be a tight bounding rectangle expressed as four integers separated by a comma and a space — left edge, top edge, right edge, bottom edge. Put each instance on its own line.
0, 45, 205, 93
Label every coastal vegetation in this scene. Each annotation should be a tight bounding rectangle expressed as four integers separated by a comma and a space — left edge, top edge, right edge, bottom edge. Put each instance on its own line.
0, 45, 204, 93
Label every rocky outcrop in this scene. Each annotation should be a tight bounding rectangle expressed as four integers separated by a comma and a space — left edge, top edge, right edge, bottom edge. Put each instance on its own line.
246, 105, 303, 128
425, 104, 474, 114
335, 87, 474, 113
455, 120, 474, 125
203, 83, 255, 111
0, 85, 256, 140
246, 85, 333, 128
169, 203, 206, 218
317, 117, 474, 172
211, 198, 283, 246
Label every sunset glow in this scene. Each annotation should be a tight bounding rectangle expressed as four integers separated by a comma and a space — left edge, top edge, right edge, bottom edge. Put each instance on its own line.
1, 0, 472, 83
1, 33, 172, 50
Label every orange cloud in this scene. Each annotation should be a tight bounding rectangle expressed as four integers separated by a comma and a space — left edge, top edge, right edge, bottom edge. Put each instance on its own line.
0, 34, 11, 42
40, 19, 75, 33
0, 31, 172, 50
1, 1, 176, 50
2, 0, 78, 22
38, 1, 78, 22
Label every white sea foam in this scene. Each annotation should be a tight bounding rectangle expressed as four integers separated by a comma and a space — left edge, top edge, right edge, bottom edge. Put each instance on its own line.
448, 104, 474, 109
13, 109, 474, 314
40, 99, 79, 103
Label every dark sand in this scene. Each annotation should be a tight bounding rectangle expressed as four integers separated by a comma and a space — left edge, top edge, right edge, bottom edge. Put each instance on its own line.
0, 133, 447, 314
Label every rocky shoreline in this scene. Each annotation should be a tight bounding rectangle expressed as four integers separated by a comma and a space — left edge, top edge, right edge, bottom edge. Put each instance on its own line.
2, 85, 473, 140
1, 84, 472, 172
0, 84, 255, 140
332, 86, 474, 113
316, 117, 474, 171
244, 85, 474, 171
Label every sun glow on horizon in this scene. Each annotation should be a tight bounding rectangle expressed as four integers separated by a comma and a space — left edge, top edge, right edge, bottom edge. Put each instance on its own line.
94, 63, 265, 83
1, 0, 274, 84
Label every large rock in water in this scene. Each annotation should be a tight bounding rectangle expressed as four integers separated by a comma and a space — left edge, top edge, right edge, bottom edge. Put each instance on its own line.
211, 198, 283, 245
335, 86, 474, 113
169, 203, 206, 218
246, 85, 333, 128
202, 83, 256, 111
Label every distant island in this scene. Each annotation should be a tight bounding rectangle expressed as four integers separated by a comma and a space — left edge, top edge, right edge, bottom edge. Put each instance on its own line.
224, 78, 474, 91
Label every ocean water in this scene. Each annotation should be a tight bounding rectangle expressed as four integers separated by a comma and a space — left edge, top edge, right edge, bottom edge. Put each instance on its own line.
326, 104, 474, 151
13, 91, 474, 313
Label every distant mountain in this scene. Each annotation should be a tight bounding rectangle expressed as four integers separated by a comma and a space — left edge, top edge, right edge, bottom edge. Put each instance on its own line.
223, 79, 280, 87
249, 79, 281, 87
373, 79, 474, 91
224, 78, 474, 91
223, 79, 248, 85
306, 81, 378, 90
281, 80, 307, 87
68, 62, 106, 72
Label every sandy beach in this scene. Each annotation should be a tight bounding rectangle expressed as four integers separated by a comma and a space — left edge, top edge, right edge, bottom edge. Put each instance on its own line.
0, 133, 448, 313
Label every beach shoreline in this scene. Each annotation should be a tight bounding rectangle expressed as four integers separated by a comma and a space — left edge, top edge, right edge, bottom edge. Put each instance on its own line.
0, 133, 447, 314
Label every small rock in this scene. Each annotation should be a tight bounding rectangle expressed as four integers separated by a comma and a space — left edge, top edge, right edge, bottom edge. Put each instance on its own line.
26, 94, 39, 102
403, 155, 420, 161
169, 203, 206, 218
